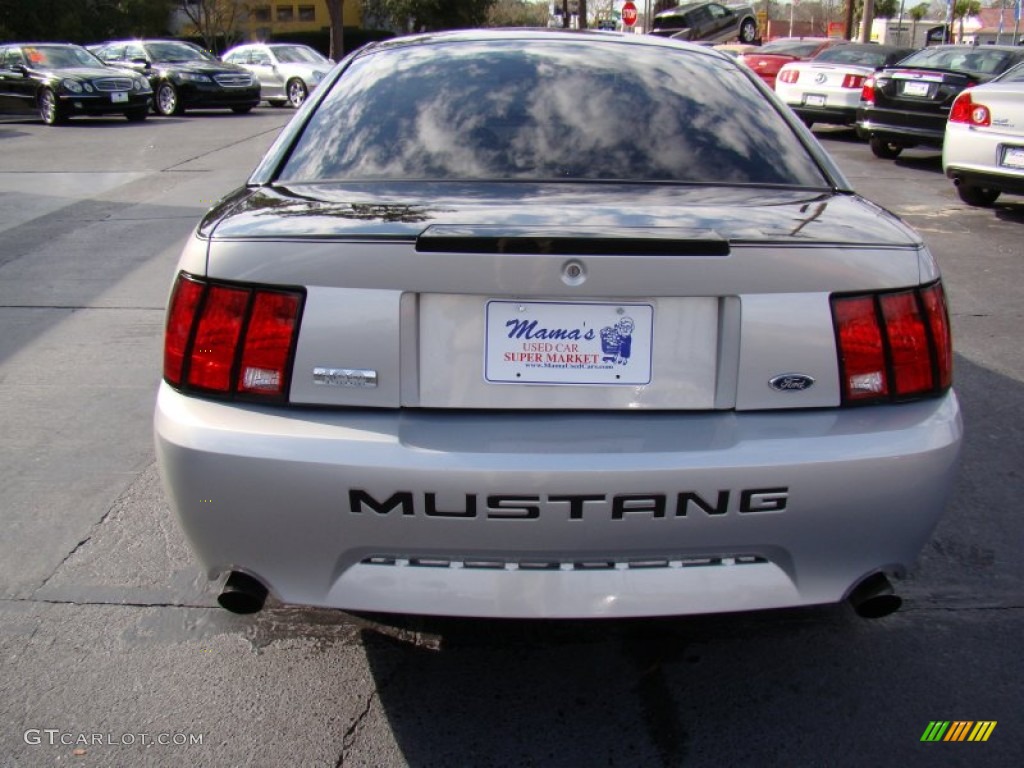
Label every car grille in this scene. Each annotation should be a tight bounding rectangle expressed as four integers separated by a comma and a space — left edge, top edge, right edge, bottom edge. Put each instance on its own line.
213, 73, 254, 88
93, 78, 133, 92
362, 554, 768, 571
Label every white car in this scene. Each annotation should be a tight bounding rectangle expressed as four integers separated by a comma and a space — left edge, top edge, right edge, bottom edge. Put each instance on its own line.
775, 43, 916, 128
943, 61, 1024, 206
221, 43, 331, 108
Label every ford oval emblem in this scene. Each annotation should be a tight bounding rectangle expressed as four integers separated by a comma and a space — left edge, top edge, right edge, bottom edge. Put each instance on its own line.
769, 373, 815, 392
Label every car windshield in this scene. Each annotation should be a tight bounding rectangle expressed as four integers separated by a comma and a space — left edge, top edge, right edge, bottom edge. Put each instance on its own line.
898, 46, 1011, 74
280, 40, 828, 186
23, 45, 102, 68
272, 45, 328, 64
814, 46, 891, 68
757, 40, 825, 57
144, 42, 214, 63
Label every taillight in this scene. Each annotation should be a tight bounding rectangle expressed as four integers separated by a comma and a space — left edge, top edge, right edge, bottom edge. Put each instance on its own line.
163, 272, 304, 401
779, 69, 799, 84
861, 77, 875, 104
841, 74, 865, 89
831, 282, 953, 405
949, 91, 990, 126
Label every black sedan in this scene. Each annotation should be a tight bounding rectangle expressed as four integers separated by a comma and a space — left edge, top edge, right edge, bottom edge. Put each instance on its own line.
0, 43, 152, 124
91, 39, 260, 116
856, 44, 1024, 159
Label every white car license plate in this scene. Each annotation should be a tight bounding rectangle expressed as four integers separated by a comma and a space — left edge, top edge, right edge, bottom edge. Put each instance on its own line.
1001, 146, 1024, 169
901, 81, 930, 97
804, 94, 826, 107
484, 300, 653, 385
110, 92, 129, 103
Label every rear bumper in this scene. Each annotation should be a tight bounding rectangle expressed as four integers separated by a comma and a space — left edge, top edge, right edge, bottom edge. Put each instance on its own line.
856, 109, 946, 147
155, 384, 963, 618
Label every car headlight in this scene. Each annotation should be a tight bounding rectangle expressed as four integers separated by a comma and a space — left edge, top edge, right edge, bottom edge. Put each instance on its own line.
83, 82, 94, 93
61, 79, 83, 94
312, 70, 325, 82
133, 78, 147, 91
178, 72, 211, 83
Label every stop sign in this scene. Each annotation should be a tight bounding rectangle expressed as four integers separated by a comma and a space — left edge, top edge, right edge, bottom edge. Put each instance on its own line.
621, 1, 638, 27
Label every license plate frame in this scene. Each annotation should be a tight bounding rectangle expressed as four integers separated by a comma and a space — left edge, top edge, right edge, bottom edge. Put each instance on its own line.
901, 81, 931, 97
803, 93, 826, 107
484, 300, 654, 386
1000, 146, 1024, 169
110, 92, 129, 103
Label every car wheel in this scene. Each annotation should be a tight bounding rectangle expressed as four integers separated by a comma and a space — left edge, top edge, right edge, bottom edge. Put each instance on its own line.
869, 136, 903, 159
286, 78, 308, 108
738, 18, 758, 44
124, 107, 148, 123
231, 105, 254, 114
38, 88, 67, 125
956, 183, 1001, 207
155, 82, 183, 116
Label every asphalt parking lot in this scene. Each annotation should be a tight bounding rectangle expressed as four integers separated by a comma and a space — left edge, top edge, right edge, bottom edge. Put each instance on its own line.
1, 108, 1022, 767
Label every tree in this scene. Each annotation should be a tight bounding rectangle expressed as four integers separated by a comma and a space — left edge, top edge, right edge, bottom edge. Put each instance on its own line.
0, 0, 174, 43
325, 0, 345, 59
908, 1, 929, 45
366, 0, 497, 32
178, 0, 244, 52
486, 0, 550, 27
952, 0, 980, 42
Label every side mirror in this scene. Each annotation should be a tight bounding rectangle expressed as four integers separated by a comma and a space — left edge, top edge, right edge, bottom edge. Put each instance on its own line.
12, 64, 28, 76
130, 57, 151, 69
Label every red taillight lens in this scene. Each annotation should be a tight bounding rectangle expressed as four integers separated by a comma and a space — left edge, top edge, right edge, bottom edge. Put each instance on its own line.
164, 276, 204, 387
880, 291, 933, 395
920, 283, 953, 390
163, 273, 304, 401
861, 77, 875, 104
832, 282, 953, 405
841, 74, 865, 89
833, 295, 888, 401
238, 292, 302, 396
187, 285, 250, 392
779, 69, 799, 84
949, 92, 990, 126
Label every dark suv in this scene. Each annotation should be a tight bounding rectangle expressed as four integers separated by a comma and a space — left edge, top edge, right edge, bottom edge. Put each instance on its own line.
92, 39, 260, 116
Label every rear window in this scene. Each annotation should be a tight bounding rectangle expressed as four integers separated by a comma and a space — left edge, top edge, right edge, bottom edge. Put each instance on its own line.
898, 46, 1011, 74
279, 40, 828, 187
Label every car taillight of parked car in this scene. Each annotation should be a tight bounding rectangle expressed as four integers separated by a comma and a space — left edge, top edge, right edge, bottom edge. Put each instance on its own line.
861, 77, 876, 104
841, 74, 866, 89
949, 91, 991, 126
831, 282, 952, 404
778, 69, 799, 84
164, 273, 304, 401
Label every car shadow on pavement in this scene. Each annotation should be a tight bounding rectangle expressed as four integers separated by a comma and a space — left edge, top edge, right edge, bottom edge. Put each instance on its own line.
345, 352, 1023, 767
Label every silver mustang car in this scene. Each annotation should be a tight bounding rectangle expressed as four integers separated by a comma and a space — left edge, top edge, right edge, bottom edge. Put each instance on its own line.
221, 42, 331, 108
155, 30, 962, 621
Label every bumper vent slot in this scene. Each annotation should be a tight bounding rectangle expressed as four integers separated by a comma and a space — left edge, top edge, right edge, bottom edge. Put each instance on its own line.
363, 555, 767, 571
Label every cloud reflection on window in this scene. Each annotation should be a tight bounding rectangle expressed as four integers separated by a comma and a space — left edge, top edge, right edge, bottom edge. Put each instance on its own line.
280, 41, 827, 187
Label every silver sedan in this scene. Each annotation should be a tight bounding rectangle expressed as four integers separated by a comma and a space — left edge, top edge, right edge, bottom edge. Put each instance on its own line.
156, 32, 962, 622
943, 61, 1024, 206
221, 43, 331, 108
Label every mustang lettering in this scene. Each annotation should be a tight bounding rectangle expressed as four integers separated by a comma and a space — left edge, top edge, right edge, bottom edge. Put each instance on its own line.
348, 489, 789, 518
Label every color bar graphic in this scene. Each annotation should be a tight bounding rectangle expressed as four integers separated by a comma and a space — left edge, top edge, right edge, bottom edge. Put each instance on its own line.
920, 721, 997, 742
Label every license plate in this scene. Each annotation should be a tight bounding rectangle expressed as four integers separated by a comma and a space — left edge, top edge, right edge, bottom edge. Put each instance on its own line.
901, 81, 930, 97
484, 300, 653, 385
804, 94, 826, 107
1001, 146, 1024, 169
110, 92, 128, 103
